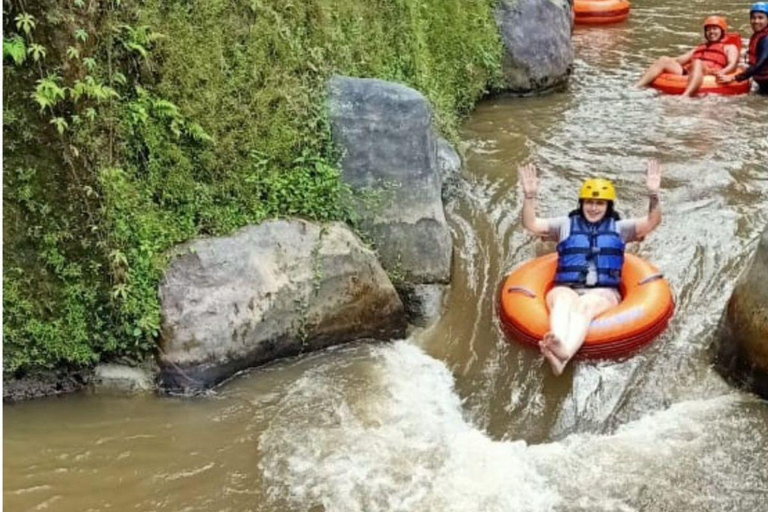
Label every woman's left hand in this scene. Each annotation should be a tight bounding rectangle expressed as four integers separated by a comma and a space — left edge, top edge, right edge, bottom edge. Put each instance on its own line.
646, 159, 662, 194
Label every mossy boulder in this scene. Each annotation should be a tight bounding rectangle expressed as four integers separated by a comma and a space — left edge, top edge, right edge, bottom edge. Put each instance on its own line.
158, 220, 406, 393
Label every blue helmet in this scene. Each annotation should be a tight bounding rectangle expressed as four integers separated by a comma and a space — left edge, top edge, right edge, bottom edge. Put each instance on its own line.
751, 2, 768, 15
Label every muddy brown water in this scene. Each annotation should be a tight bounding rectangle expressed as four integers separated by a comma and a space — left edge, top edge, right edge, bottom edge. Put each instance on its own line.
5, 1, 768, 510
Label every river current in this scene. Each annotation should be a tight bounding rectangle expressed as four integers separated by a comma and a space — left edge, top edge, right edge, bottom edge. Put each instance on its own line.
5, 0, 768, 510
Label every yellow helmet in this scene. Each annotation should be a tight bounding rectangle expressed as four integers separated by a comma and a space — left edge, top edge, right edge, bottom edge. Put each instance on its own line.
579, 178, 617, 201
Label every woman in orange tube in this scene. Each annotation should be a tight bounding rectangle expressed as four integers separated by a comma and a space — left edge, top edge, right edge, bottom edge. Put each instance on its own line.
635, 16, 739, 97
518, 160, 663, 375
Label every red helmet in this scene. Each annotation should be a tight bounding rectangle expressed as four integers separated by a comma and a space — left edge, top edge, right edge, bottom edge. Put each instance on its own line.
703, 15, 728, 36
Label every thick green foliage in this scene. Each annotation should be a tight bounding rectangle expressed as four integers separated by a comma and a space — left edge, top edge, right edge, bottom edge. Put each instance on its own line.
3, 0, 502, 374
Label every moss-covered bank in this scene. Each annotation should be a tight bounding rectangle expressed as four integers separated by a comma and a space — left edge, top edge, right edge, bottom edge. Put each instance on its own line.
3, 0, 503, 376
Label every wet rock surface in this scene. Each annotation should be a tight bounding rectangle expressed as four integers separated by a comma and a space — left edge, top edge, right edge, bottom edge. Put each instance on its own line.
716, 225, 768, 398
158, 219, 406, 394
94, 364, 156, 394
3, 369, 92, 403
329, 76, 453, 285
495, 0, 574, 94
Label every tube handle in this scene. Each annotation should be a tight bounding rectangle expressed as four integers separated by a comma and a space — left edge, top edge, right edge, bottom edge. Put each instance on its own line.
507, 286, 536, 298
638, 273, 664, 286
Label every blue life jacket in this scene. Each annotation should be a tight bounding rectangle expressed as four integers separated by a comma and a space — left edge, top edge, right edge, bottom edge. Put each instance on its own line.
555, 215, 625, 288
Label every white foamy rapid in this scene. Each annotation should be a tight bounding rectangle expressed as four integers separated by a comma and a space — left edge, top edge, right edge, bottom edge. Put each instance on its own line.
259, 342, 761, 512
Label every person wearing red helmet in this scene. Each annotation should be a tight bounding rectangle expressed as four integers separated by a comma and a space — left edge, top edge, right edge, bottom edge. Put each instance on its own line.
718, 3, 768, 94
635, 16, 740, 97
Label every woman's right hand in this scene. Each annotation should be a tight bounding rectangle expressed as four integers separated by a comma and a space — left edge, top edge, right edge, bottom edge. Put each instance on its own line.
519, 163, 539, 199
716, 73, 735, 84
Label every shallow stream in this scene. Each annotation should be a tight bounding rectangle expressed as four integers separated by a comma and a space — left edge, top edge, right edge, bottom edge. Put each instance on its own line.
5, 1, 768, 510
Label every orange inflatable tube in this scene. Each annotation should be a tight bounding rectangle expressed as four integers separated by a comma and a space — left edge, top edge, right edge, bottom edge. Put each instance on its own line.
574, 0, 631, 25
650, 34, 750, 96
650, 73, 751, 96
499, 253, 674, 359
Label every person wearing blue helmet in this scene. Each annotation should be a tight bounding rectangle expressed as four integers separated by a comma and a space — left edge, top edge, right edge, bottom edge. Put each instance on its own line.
718, 3, 768, 93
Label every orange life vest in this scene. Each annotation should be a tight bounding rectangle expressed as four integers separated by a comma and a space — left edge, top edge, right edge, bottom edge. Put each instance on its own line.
748, 27, 768, 81
690, 41, 729, 70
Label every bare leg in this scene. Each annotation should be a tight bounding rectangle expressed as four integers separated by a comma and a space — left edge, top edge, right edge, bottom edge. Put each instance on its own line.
542, 289, 620, 375
547, 286, 578, 347
682, 59, 705, 97
561, 293, 616, 357
635, 56, 686, 88
540, 287, 578, 375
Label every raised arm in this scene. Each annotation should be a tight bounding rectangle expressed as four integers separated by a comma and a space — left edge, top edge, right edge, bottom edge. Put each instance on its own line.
634, 159, 663, 239
519, 163, 549, 236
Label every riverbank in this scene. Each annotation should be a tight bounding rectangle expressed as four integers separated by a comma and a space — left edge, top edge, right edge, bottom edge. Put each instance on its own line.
3, 0, 506, 397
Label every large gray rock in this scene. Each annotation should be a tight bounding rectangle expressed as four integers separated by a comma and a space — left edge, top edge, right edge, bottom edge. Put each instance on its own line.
717, 225, 768, 398
495, 0, 574, 94
400, 283, 448, 327
437, 137, 463, 203
329, 76, 452, 285
158, 220, 407, 393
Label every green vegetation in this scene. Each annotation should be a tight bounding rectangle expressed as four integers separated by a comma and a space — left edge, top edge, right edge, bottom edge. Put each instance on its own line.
3, 0, 503, 375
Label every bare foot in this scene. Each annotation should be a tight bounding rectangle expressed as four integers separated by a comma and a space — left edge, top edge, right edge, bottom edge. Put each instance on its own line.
541, 332, 569, 360
539, 334, 568, 376
540, 343, 567, 376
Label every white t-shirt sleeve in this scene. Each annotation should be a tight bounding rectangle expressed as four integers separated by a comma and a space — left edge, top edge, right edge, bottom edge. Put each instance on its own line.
616, 219, 642, 243
541, 216, 570, 242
